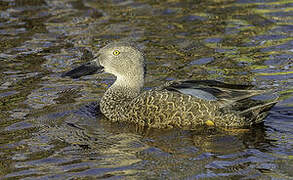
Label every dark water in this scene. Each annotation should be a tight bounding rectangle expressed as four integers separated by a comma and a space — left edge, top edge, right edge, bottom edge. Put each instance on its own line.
0, 0, 292, 179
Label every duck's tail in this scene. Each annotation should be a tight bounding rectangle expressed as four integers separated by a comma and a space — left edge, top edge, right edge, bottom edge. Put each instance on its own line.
238, 100, 278, 125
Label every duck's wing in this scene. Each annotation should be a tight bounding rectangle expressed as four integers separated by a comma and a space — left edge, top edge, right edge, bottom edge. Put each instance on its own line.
163, 80, 259, 103
163, 80, 278, 126
163, 80, 277, 125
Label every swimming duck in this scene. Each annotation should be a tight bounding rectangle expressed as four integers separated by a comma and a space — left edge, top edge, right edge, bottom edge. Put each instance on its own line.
63, 42, 277, 129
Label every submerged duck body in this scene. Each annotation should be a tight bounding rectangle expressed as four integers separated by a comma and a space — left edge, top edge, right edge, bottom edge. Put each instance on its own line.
63, 42, 277, 129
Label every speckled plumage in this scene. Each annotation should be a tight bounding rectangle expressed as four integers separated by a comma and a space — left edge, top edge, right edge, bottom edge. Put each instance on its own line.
64, 42, 277, 129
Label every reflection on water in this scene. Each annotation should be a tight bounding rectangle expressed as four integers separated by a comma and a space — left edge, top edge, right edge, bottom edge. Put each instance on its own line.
0, 0, 292, 179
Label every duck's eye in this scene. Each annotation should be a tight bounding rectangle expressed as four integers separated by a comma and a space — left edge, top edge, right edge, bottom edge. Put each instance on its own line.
113, 50, 120, 56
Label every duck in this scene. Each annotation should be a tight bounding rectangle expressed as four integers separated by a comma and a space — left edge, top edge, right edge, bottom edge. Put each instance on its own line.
62, 42, 277, 129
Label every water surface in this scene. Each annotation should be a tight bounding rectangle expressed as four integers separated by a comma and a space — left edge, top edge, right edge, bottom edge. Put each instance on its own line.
0, 0, 292, 179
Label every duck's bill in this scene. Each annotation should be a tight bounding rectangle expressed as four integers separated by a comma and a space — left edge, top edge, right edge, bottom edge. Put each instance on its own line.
62, 60, 104, 79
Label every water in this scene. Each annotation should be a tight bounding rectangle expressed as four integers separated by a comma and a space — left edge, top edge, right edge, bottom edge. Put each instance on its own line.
0, 0, 292, 179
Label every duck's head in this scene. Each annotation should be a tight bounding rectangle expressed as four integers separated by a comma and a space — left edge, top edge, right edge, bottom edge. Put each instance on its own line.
63, 42, 145, 83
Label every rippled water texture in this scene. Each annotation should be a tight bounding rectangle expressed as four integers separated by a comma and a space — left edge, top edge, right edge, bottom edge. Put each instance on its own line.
0, 0, 292, 179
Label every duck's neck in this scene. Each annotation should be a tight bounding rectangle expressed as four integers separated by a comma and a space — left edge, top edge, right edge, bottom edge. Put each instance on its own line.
112, 74, 144, 94
100, 74, 144, 121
